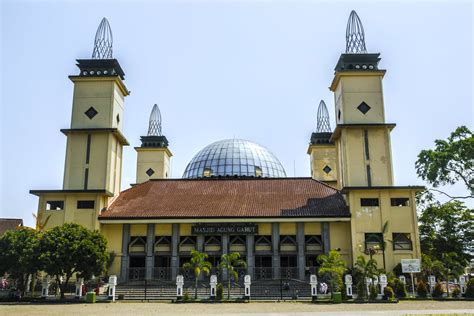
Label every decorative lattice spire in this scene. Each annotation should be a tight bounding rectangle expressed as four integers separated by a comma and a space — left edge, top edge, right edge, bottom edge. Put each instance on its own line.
92, 18, 113, 59
316, 100, 332, 133
147, 104, 162, 136
346, 10, 367, 54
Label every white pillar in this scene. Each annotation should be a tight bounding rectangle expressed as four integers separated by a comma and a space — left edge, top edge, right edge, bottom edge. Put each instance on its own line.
108, 275, 117, 302
379, 274, 387, 295
345, 274, 353, 297
75, 278, 84, 298
176, 275, 184, 300
428, 275, 436, 294
310, 274, 318, 301
244, 275, 251, 299
210, 275, 217, 299
41, 277, 50, 298
459, 276, 466, 295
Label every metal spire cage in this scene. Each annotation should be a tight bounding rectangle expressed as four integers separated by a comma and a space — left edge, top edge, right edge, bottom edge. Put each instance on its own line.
147, 104, 162, 136
316, 100, 332, 133
346, 10, 367, 54
92, 18, 113, 59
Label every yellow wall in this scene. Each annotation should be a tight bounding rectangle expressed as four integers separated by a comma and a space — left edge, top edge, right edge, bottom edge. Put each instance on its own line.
155, 224, 172, 236
304, 222, 321, 235
279, 222, 296, 235
308, 144, 338, 185
101, 224, 123, 276
180, 223, 192, 236
135, 148, 172, 183
130, 224, 147, 236
258, 223, 271, 235
330, 221, 352, 265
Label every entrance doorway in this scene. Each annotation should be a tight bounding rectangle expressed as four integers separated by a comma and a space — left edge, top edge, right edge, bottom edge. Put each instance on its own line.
255, 255, 272, 280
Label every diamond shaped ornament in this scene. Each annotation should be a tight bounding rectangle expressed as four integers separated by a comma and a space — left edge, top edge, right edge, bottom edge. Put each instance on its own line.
85, 106, 98, 119
357, 102, 371, 114
323, 165, 332, 174
146, 168, 155, 177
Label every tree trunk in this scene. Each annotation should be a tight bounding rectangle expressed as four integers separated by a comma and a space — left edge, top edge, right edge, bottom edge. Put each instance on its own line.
195, 277, 198, 299
228, 278, 231, 300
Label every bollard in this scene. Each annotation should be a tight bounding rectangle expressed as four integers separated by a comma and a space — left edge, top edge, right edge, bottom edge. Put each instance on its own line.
210, 275, 217, 300
41, 276, 50, 298
345, 274, 353, 298
244, 275, 251, 300
75, 278, 84, 298
459, 276, 466, 295
379, 274, 387, 296
310, 274, 318, 302
428, 275, 436, 294
108, 275, 117, 301
176, 275, 184, 300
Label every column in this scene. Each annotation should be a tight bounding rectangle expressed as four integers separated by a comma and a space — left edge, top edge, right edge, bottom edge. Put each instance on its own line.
171, 223, 180, 280
120, 224, 130, 282
246, 235, 255, 279
146, 223, 155, 280
297, 222, 305, 280
272, 223, 280, 279
196, 235, 204, 252
322, 222, 330, 254
222, 234, 229, 280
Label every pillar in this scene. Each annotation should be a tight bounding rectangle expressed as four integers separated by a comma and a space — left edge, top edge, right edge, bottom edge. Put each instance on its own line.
222, 234, 229, 280
120, 224, 130, 282
297, 222, 305, 280
246, 235, 255, 279
272, 223, 280, 279
322, 222, 330, 253
171, 223, 180, 280
197, 235, 204, 252
146, 223, 155, 280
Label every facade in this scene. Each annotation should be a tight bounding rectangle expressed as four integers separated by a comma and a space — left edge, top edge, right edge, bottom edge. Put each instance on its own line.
30, 13, 423, 284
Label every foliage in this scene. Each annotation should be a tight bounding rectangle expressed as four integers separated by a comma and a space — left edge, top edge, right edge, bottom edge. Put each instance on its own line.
416, 280, 428, 297
353, 255, 378, 299
466, 278, 474, 298
218, 252, 246, 300
415, 125, 473, 198
216, 283, 224, 300
39, 223, 109, 299
183, 289, 191, 301
182, 250, 212, 299
384, 286, 394, 300
356, 280, 365, 299
392, 278, 407, 298
452, 287, 460, 298
432, 282, 443, 298
418, 200, 473, 267
369, 284, 378, 300
317, 250, 347, 293
0, 228, 41, 296
421, 253, 444, 280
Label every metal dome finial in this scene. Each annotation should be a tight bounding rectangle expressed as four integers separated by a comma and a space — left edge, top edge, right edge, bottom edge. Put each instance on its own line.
92, 17, 113, 59
147, 104, 162, 136
346, 10, 367, 54
316, 100, 332, 133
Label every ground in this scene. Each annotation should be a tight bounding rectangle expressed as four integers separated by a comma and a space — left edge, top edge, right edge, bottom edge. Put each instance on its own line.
0, 301, 473, 316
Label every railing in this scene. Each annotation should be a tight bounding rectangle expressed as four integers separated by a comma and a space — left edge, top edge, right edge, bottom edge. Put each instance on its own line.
128, 268, 146, 281
255, 267, 273, 280
179, 267, 196, 281
153, 267, 172, 281
280, 267, 299, 280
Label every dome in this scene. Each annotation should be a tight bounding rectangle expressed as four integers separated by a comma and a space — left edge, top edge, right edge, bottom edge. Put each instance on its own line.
183, 139, 287, 178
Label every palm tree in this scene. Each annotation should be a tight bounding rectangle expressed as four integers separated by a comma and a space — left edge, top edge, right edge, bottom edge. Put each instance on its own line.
317, 249, 347, 294
182, 250, 212, 299
354, 255, 378, 299
219, 252, 247, 300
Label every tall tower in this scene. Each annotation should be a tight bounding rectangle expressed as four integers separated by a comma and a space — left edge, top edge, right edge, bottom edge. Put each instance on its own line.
330, 11, 394, 187
307, 100, 338, 187
62, 18, 129, 194
135, 104, 172, 183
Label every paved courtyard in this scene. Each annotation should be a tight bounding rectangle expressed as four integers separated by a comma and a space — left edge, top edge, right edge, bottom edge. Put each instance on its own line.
0, 301, 473, 316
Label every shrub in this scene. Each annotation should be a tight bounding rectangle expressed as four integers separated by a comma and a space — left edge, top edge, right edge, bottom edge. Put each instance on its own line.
356, 280, 365, 300
416, 280, 428, 297
216, 283, 223, 300
384, 286, 394, 300
452, 287, 460, 298
432, 282, 443, 298
369, 284, 378, 300
465, 279, 474, 298
393, 279, 407, 298
183, 289, 191, 301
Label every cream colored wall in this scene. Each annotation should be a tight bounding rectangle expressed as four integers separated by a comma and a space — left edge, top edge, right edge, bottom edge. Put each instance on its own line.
348, 189, 421, 271
135, 148, 172, 183
304, 222, 321, 235
101, 224, 123, 276
330, 221, 352, 265
308, 144, 338, 184
368, 128, 394, 186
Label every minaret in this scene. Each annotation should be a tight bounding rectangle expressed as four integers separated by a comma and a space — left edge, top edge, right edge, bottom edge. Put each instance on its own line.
62, 17, 129, 195
307, 100, 338, 187
135, 104, 172, 183
330, 10, 394, 187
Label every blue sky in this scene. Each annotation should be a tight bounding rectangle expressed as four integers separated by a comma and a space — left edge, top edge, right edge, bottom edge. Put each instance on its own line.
1, 0, 472, 227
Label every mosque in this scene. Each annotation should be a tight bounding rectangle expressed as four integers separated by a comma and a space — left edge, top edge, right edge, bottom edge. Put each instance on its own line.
30, 11, 423, 284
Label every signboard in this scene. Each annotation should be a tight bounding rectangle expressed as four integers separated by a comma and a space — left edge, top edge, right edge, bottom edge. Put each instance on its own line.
401, 259, 421, 273
192, 223, 258, 235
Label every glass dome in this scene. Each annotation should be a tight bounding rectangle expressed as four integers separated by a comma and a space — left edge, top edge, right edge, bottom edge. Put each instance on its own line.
183, 139, 287, 178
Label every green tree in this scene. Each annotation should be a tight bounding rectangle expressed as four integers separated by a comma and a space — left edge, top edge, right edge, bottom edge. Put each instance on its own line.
317, 249, 347, 294
218, 252, 246, 300
353, 255, 378, 299
0, 228, 41, 296
39, 223, 109, 299
421, 253, 444, 280
418, 200, 473, 266
415, 126, 473, 199
182, 249, 212, 299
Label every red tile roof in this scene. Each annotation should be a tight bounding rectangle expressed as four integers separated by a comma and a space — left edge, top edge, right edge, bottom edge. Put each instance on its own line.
0, 218, 23, 235
99, 178, 349, 219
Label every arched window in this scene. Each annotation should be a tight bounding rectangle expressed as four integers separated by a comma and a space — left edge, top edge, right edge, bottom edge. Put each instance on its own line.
279, 235, 297, 252
154, 236, 171, 253
129, 236, 147, 253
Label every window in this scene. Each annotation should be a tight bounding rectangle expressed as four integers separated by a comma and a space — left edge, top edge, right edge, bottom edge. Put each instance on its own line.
392, 233, 412, 250
391, 198, 410, 207
77, 200, 95, 209
305, 235, 323, 253
46, 200, 64, 210
364, 233, 383, 250
361, 198, 379, 207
